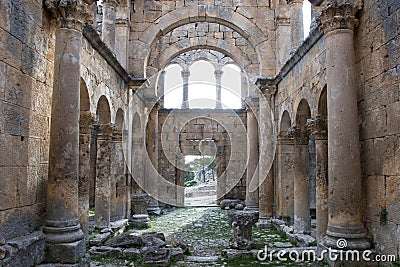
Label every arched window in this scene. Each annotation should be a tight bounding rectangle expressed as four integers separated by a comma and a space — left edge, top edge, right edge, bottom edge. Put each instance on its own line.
188, 60, 216, 109
221, 64, 242, 109
163, 64, 183, 109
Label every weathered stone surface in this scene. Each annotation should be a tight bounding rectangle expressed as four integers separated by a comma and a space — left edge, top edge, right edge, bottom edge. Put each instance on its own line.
171, 238, 189, 253
122, 247, 141, 259
221, 248, 253, 259
220, 199, 243, 209
104, 233, 143, 248
227, 210, 259, 250
88, 246, 123, 257
142, 247, 170, 267
89, 232, 112, 246
142, 233, 166, 248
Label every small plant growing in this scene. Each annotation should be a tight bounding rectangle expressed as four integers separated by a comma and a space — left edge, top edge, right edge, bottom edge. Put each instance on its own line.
378, 208, 388, 225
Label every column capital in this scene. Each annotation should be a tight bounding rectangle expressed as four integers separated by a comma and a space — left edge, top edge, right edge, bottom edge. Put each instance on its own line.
79, 111, 97, 134
320, 1, 363, 34
97, 123, 116, 140
306, 116, 327, 140
286, 0, 303, 5
102, 0, 120, 7
288, 126, 309, 145
45, 0, 96, 31
214, 69, 224, 78
116, 17, 129, 26
181, 70, 190, 78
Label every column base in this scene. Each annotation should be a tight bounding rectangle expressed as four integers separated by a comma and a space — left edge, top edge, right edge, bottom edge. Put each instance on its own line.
324, 224, 370, 250
256, 217, 272, 229
43, 220, 86, 264
147, 203, 161, 215
244, 206, 259, 211
129, 214, 150, 228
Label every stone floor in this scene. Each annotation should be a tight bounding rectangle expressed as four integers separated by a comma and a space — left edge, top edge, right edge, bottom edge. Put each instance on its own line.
90, 207, 325, 266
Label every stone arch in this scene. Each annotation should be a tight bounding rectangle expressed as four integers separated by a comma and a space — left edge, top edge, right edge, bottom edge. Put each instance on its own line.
96, 95, 111, 124
295, 98, 311, 126
153, 43, 258, 80
131, 5, 270, 77
115, 108, 125, 130
80, 78, 90, 112
280, 110, 292, 133
317, 85, 327, 117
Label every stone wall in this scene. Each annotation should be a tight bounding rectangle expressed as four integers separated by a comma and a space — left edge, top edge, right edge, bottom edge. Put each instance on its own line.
158, 109, 247, 205
274, 0, 400, 257
129, 0, 276, 79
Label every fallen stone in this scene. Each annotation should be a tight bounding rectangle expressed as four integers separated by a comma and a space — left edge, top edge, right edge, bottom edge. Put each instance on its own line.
142, 247, 170, 267
185, 255, 219, 262
100, 228, 112, 233
104, 232, 143, 248
288, 233, 316, 246
141, 234, 166, 248
88, 246, 123, 257
171, 238, 189, 253
270, 218, 286, 226
89, 232, 112, 246
282, 225, 294, 234
272, 241, 293, 248
221, 248, 253, 259
143, 232, 166, 241
110, 219, 129, 233
220, 199, 243, 209
227, 210, 259, 250
168, 247, 184, 260
122, 248, 141, 259
235, 203, 244, 210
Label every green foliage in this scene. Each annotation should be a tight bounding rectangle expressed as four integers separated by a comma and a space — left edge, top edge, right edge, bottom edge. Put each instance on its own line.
184, 179, 198, 187
378, 208, 388, 225
184, 156, 217, 183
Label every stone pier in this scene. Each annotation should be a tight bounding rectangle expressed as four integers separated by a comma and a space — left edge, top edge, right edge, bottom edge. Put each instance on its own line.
43, 0, 94, 263
101, 0, 118, 51
245, 99, 259, 210
287, 0, 304, 50
214, 69, 223, 109
291, 126, 311, 234
79, 111, 96, 238
320, 1, 370, 250
307, 116, 328, 241
95, 124, 114, 228
181, 70, 190, 109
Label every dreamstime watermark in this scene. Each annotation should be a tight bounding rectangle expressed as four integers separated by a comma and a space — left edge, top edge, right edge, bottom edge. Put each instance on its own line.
257, 238, 397, 263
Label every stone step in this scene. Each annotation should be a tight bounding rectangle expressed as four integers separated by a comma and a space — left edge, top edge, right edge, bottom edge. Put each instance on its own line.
184, 189, 217, 198
185, 255, 219, 263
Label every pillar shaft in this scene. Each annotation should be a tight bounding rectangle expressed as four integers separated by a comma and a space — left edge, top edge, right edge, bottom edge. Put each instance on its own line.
95, 124, 114, 228
78, 111, 96, 238
321, 1, 369, 249
290, 126, 311, 233
276, 134, 294, 219
214, 70, 223, 109
43, 0, 93, 263
146, 104, 160, 213
115, 17, 129, 68
287, 0, 304, 50
181, 70, 190, 109
307, 116, 328, 241
245, 105, 259, 209
102, 0, 118, 50
111, 128, 126, 220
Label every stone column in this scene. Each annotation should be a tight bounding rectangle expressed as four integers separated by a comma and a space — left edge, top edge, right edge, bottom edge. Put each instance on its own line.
43, 0, 94, 263
275, 133, 294, 220
78, 111, 96, 238
111, 128, 127, 220
115, 16, 129, 68
146, 103, 161, 214
214, 69, 223, 109
275, 13, 290, 68
307, 116, 328, 242
290, 126, 311, 234
320, 1, 370, 249
245, 99, 259, 210
95, 123, 114, 228
181, 70, 190, 109
287, 0, 304, 50
102, 0, 118, 51
157, 70, 166, 107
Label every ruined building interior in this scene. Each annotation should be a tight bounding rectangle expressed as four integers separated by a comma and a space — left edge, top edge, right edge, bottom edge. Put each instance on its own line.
0, 0, 399, 266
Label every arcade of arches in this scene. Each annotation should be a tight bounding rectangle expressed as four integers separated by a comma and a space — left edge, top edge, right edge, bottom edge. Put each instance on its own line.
0, 0, 399, 266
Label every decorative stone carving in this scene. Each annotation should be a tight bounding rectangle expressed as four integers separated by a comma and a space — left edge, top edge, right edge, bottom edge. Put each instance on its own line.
306, 116, 327, 140
320, 1, 363, 33
44, 0, 96, 30
288, 126, 309, 145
